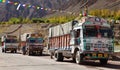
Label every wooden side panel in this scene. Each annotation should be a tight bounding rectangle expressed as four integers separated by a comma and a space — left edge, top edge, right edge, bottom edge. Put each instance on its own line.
62, 36, 63, 49
49, 34, 70, 49
60, 36, 62, 48
67, 34, 70, 48
65, 35, 67, 48
64, 35, 66, 49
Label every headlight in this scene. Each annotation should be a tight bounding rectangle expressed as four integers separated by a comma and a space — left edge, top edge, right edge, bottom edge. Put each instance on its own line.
86, 46, 90, 50
86, 43, 90, 50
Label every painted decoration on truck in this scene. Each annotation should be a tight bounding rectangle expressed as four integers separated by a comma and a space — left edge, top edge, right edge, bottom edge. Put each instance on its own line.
80, 16, 111, 28
84, 38, 114, 52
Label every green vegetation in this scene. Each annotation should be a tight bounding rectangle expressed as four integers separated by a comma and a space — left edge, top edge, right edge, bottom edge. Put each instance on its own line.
89, 9, 120, 20
0, 17, 32, 24
32, 15, 76, 24
0, 15, 76, 24
0, 9, 120, 24
8, 18, 21, 24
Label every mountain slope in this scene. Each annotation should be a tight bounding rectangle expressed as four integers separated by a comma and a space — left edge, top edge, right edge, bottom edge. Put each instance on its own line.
0, 0, 120, 21
0, 0, 68, 21
63, 0, 120, 13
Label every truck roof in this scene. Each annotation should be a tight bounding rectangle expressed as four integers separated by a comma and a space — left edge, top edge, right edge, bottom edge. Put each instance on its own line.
76, 16, 110, 27
1, 35, 17, 41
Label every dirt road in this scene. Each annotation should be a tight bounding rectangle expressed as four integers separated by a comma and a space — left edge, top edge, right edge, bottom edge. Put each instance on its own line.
0, 48, 120, 70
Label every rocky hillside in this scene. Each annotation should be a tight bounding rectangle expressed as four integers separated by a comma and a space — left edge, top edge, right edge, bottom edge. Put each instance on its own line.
44, 0, 120, 17
0, 0, 69, 21
0, 0, 120, 21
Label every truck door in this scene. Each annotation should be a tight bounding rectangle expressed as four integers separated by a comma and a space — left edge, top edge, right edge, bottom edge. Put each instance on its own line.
75, 29, 81, 45
70, 30, 76, 46
70, 29, 81, 53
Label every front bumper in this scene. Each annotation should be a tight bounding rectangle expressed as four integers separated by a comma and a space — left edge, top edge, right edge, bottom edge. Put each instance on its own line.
5, 47, 17, 51
29, 47, 43, 51
82, 51, 113, 60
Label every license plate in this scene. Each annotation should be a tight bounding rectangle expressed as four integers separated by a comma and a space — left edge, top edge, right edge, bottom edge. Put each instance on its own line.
104, 53, 108, 57
92, 53, 96, 57
98, 54, 103, 57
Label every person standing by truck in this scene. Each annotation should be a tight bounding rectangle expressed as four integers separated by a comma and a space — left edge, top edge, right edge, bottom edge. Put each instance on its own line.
20, 33, 30, 55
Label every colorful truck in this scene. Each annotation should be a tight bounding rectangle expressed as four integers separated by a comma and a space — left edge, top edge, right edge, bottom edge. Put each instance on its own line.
1, 35, 18, 53
20, 33, 44, 56
48, 16, 114, 64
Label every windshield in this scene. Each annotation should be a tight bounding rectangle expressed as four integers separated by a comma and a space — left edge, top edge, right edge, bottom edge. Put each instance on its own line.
29, 38, 43, 43
83, 26, 113, 38
29, 39, 36, 43
83, 27, 98, 37
99, 28, 113, 38
37, 38, 43, 43
5, 39, 17, 43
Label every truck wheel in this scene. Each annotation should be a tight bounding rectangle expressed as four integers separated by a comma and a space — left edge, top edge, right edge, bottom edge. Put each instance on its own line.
72, 57, 76, 63
11, 50, 14, 53
75, 51, 83, 64
100, 59, 108, 65
54, 52, 64, 61
14, 50, 17, 53
22, 50, 26, 55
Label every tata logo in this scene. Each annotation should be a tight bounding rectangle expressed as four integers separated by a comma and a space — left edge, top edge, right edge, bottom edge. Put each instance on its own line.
95, 17, 101, 22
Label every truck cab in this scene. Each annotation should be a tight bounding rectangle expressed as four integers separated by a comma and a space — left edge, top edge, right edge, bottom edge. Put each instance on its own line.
71, 17, 114, 64
26, 37, 44, 55
1, 35, 18, 53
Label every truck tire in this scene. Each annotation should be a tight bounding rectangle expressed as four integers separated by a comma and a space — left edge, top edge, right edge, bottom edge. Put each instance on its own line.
11, 50, 14, 53
54, 52, 64, 61
72, 57, 76, 63
22, 50, 26, 55
75, 51, 83, 64
100, 59, 108, 65
14, 49, 17, 53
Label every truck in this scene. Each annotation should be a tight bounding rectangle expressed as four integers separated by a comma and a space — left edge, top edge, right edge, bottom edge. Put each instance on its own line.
20, 33, 44, 56
48, 16, 114, 64
1, 35, 18, 53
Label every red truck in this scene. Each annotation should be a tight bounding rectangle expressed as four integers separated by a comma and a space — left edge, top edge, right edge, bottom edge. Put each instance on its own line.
48, 16, 114, 64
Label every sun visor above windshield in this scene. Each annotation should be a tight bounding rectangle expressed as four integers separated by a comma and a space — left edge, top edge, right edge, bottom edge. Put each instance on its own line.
78, 16, 111, 28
